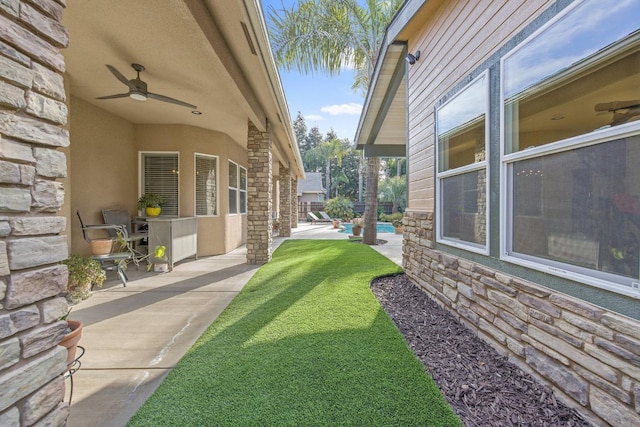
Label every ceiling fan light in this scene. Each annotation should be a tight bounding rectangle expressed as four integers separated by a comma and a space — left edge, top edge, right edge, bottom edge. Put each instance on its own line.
130, 92, 147, 101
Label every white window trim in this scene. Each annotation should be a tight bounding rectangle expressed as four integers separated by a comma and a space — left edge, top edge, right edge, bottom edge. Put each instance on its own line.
194, 153, 219, 217
228, 160, 239, 216
499, 1, 640, 297
228, 160, 247, 216
435, 70, 490, 255
138, 151, 180, 217
239, 165, 247, 215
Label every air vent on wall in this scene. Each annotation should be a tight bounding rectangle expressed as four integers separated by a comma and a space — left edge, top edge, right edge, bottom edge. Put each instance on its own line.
241, 22, 257, 55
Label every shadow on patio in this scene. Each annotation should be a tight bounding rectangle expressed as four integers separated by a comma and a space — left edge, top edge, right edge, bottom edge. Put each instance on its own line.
65, 223, 403, 426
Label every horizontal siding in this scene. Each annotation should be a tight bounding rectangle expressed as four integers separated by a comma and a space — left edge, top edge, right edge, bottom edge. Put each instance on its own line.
406, 0, 554, 210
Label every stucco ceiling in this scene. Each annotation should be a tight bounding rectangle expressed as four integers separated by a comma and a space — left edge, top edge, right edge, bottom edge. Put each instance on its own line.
62, 0, 303, 176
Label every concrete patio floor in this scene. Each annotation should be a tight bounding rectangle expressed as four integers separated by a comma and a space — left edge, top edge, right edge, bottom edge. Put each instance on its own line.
65, 223, 403, 427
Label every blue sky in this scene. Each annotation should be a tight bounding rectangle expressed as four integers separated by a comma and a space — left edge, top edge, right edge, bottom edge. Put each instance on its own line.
261, 0, 365, 142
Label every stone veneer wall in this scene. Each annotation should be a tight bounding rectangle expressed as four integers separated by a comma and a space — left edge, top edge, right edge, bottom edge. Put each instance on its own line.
403, 210, 640, 426
246, 121, 272, 264
278, 164, 291, 237
0, 1, 72, 426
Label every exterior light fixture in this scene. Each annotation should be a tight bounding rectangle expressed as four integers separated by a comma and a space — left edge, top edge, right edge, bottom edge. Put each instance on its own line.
406, 50, 420, 65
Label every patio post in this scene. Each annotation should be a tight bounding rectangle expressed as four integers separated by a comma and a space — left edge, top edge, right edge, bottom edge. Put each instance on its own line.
291, 177, 298, 228
246, 120, 273, 264
278, 164, 291, 237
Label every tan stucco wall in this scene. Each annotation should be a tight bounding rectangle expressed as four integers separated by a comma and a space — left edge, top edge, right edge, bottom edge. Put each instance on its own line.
136, 125, 248, 255
67, 103, 250, 257
67, 96, 137, 256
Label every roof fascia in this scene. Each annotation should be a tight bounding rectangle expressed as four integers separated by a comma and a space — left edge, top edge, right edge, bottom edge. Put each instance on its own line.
354, 0, 429, 150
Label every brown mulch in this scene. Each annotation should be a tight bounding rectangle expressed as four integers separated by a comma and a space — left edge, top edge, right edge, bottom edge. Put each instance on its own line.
371, 273, 592, 427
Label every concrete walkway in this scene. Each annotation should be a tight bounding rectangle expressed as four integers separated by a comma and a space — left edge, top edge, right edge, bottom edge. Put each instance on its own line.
65, 223, 403, 427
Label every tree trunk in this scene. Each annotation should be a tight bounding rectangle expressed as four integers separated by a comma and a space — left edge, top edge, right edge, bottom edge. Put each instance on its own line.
363, 156, 380, 245
325, 160, 331, 200
358, 153, 364, 202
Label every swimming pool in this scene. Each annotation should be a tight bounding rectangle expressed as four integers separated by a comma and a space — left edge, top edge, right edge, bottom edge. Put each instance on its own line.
340, 222, 395, 234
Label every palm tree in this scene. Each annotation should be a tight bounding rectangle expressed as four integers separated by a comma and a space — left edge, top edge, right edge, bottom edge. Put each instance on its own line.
379, 175, 407, 213
268, 0, 403, 244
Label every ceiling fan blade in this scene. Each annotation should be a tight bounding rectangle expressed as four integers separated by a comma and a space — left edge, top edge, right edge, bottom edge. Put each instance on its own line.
96, 93, 130, 100
106, 65, 137, 91
147, 92, 197, 109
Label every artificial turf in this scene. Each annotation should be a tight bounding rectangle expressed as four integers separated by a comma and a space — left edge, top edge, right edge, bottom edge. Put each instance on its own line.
128, 240, 461, 426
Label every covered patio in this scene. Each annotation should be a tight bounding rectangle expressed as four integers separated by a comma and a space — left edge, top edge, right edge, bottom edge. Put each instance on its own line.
62, 0, 304, 263
64, 224, 402, 426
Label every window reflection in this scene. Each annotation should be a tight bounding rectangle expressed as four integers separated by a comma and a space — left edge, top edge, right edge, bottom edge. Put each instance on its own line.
438, 74, 487, 171
504, 0, 640, 153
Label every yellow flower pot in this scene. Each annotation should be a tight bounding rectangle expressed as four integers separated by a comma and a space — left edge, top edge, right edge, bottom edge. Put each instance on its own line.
146, 207, 161, 217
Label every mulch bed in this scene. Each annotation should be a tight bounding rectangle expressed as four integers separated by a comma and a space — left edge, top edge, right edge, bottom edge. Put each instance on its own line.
371, 273, 592, 427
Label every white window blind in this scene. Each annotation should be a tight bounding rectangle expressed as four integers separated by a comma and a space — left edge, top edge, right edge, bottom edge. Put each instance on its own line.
141, 152, 179, 216
195, 154, 217, 216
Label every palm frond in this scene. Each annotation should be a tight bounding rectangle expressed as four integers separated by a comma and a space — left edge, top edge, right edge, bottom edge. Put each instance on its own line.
267, 0, 403, 94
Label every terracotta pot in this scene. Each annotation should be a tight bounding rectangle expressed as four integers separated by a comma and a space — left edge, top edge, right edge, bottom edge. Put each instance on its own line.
352, 226, 362, 236
146, 207, 161, 217
394, 225, 403, 235
59, 320, 83, 364
90, 239, 112, 256
332, 220, 341, 228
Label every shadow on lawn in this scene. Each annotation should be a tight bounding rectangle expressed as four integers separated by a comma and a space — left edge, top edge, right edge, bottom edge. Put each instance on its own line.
129, 240, 459, 426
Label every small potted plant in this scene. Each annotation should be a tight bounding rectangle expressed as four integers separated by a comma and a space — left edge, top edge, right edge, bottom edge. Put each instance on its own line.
59, 308, 83, 364
152, 245, 169, 273
352, 217, 364, 237
137, 193, 166, 217
62, 254, 107, 304
391, 214, 404, 234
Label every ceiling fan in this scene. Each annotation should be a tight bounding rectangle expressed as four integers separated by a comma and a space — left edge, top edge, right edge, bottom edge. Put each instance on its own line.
96, 63, 197, 109
595, 100, 640, 126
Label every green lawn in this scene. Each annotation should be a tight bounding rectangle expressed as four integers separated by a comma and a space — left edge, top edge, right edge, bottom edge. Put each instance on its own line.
129, 240, 461, 426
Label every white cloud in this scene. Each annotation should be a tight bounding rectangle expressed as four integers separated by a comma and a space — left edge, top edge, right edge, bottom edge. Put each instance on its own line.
321, 103, 362, 116
304, 114, 324, 121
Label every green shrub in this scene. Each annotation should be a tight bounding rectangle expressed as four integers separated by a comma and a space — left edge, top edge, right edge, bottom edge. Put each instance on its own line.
381, 212, 404, 226
61, 255, 106, 304
324, 196, 354, 221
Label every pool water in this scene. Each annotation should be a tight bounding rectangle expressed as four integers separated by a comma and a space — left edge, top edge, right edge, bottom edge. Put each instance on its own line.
340, 222, 395, 234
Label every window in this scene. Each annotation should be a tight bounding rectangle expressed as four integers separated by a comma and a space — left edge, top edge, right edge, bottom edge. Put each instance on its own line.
502, 0, 640, 293
436, 73, 488, 251
239, 166, 247, 214
140, 152, 179, 216
228, 161, 247, 215
195, 154, 218, 216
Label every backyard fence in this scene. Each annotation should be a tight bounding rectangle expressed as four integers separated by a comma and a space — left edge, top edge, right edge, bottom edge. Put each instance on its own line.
298, 201, 393, 220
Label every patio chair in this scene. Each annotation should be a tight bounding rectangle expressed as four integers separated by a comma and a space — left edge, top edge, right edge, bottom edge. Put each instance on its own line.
102, 209, 147, 252
76, 211, 132, 286
319, 211, 334, 221
307, 212, 322, 223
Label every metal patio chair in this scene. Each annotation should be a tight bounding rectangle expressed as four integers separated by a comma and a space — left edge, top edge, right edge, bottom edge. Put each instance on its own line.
76, 211, 132, 286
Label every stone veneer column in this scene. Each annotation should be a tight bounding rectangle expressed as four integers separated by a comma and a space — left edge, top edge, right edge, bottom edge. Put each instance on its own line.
246, 121, 272, 264
291, 177, 298, 228
0, 1, 72, 425
278, 164, 291, 237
